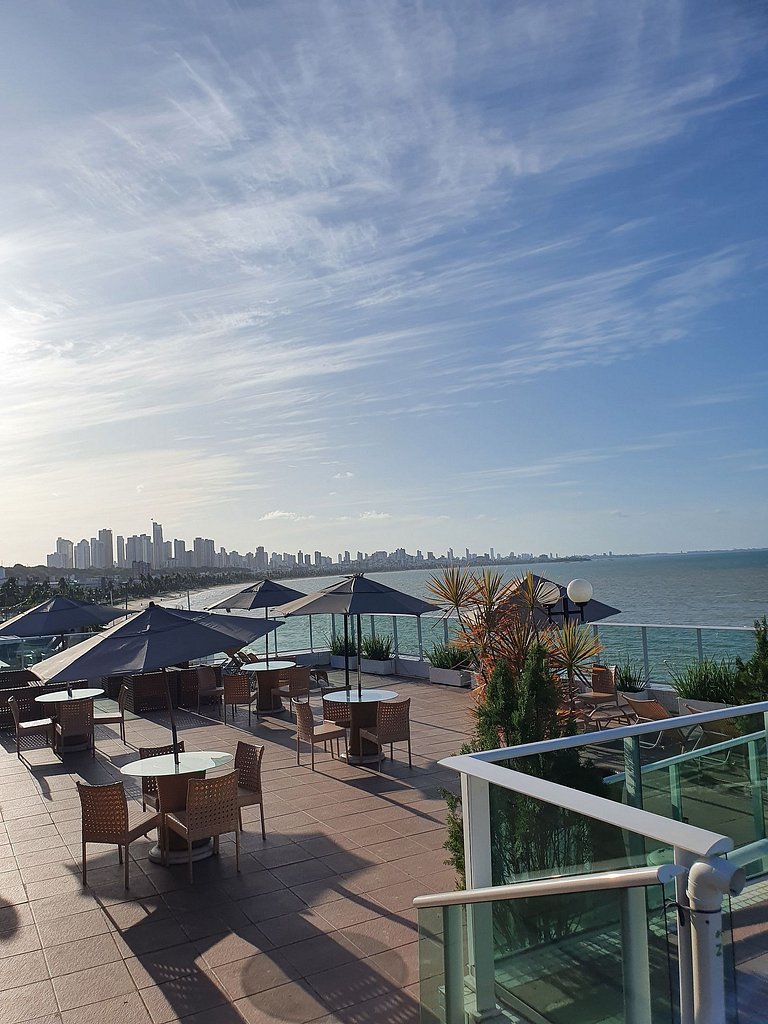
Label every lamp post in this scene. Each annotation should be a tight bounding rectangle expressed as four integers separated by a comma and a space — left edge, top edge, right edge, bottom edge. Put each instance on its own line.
540, 578, 594, 624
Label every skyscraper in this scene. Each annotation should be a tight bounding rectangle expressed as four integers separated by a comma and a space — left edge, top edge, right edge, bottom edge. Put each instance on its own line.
56, 537, 74, 569
99, 529, 114, 569
74, 539, 91, 570
152, 522, 164, 569
116, 535, 125, 567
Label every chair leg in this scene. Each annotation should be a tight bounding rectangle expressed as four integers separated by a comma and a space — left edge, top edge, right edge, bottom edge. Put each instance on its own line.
82, 841, 87, 886
260, 802, 265, 840
296, 735, 301, 766
124, 843, 130, 889
311, 741, 315, 771
188, 840, 193, 883
248, 703, 251, 728
238, 807, 244, 832
118, 845, 123, 864
235, 828, 241, 873
408, 736, 412, 768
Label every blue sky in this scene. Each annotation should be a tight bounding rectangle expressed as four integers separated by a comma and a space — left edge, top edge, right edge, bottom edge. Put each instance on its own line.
1, 0, 766, 564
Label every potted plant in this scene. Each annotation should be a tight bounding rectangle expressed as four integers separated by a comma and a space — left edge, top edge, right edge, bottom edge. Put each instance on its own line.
359, 634, 395, 675
428, 643, 471, 687
670, 658, 738, 714
328, 634, 357, 670
615, 659, 648, 699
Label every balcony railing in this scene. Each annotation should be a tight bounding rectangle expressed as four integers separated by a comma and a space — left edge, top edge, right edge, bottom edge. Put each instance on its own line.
418, 701, 768, 1024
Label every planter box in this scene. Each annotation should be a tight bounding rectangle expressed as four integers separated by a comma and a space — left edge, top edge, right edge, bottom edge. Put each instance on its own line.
429, 666, 471, 687
618, 689, 649, 701
330, 655, 358, 670
677, 698, 728, 716
360, 658, 395, 676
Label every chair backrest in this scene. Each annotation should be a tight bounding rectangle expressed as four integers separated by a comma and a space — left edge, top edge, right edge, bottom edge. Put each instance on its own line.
138, 741, 185, 797
196, 666, 219, 693
311, 668, 330, 688
176, 668, 199, 706
591, 665, 617, 696
287, 667, 311, 695
224, 674, 250, 703
682, 704, 740, 741
58, 698, 94, 734
7, 694, 22, 728
77, 781, 128, 841
624, 696, 671, 723
117, 684, 128, 715
185, 773, 239, 841
322, 694, 351, 725
0, 669, 38, 686
376, 698, 411, 742
234, 741, 264, 792
294, 699, 316, 741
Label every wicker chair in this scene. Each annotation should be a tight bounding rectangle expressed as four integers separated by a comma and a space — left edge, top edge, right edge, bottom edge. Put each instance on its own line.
274, 667, 311, 719
359, 697, 412, 771
176, 668, 200, 710
310, 668, 330, 691
294, 699, 347, 770
77, 781, 160, 889
197, 666, 224, 717
94, 684, 128, 743
223, 674, 259, 727
138, 742, 186, 811
7, 695, 53, 759
234, 741, 265, 837
164, 773, 240, 882
322, 689, 352, 730
55, 699, 95, 758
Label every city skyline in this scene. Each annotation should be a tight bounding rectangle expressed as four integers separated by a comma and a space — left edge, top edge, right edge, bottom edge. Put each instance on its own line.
1, 2, 767, 564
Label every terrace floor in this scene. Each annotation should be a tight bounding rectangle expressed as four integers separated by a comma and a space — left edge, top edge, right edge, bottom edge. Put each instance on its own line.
0, 673, 471, 1024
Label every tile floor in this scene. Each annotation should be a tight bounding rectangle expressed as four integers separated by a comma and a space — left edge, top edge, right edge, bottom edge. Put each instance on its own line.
0, 674, 472, 1024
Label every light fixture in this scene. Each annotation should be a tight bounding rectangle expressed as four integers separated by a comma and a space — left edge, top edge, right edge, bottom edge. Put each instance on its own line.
540, 578, 594, 624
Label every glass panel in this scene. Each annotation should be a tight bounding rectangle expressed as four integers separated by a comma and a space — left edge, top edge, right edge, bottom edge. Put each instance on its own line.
595, 625, 647, 676
417, 884, 675, 1024
702, 628, 756, 665
646, 627, 701, 683
723, 874, 768, 1024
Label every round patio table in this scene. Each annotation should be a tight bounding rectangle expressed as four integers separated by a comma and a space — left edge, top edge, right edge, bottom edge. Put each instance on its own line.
324, 688, 398, 763
121, 751, 234, 864
35, 688, 104, 752
241, 661, 296, 714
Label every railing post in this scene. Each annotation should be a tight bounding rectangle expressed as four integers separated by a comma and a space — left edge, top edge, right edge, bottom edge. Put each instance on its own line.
696, 629, 704, 664
669, 763, 683, 822
444, 619, 449, 645
309, 615, 314, 653
623, 735, 644, 812
417, 617, 424, 662
620, 887, 653, 1024
674, 847, 696, 1024
331, 614, 337, 645
461, 773, 502, 1021
641, 627, 650, 683
443, 904, 466, 1024
748, 738, 766, 841
370, 615, 375, 639
393, 617, 399, 657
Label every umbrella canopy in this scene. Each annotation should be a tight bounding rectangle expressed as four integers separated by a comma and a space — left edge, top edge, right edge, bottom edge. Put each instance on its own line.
505, 574, 620, 625
34, 602, 282, 684
208, 578, 306, 612
277, 575, 439, 698
0, 596, 124, 638
276, 574, 439, 618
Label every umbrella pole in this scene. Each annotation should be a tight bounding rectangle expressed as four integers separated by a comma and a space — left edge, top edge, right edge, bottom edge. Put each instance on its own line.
163, 668, 180, 766
356, 614, 363, 700
344, 616, 350, 696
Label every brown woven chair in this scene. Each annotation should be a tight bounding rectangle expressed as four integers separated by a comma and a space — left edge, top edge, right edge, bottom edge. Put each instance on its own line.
310, 668, 330, 690
196, 666, 224, 717
176, 668, 200, 709
164, 773, 240, 882
223, 674, 259, 727
295, 699, 347, 770
7, 695, 53, 759
94, 684, 128, 743
322, 689, 352, 730
138, 742, 186, 811
77, 781, 160, 889
624, 696, 694, 750
55, 699, 95, 758
234, 741, 265, 837
359, 697, 412, 771
275, 667, 311, 719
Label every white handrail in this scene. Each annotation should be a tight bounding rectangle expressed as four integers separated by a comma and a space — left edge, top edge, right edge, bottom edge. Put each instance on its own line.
413, 863, 684, 908
441, 756, 733, 858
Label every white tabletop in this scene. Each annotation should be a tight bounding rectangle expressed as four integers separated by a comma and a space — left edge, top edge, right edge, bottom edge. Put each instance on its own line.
121, 751, 234, 778
35, 688, 104, 704
240, 660, 296, 672
324, 688, 398, 704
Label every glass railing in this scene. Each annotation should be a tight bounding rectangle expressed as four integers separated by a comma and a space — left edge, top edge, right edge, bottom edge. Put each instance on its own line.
417, 879, 676, 1024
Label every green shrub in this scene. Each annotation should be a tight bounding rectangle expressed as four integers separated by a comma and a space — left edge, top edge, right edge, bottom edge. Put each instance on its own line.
360, 634, 393, 661
428, 643, 470, 671
615, 659, 646, 692
328, 634, 357, 657
670, 658, 738, 704
735, 617, 768, 704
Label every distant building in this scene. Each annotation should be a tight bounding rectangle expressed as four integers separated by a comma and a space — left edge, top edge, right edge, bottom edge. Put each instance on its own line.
152, 522, 164, 569
74, 539, 90, 570
116, 535, 125, 567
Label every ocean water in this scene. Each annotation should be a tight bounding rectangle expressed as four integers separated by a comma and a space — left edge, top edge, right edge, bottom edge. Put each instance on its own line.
183, 550, 768, 680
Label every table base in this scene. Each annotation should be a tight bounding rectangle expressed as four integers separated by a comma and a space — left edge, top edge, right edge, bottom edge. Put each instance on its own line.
341, 751, 387, 766
148, 838, 213, 865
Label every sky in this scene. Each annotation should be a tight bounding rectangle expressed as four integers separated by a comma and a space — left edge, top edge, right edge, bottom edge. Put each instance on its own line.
1, 0, 767, 565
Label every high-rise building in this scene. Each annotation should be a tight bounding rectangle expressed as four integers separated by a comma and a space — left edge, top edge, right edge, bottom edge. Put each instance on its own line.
90, 537, 105, 568
116, 535, 125, 567
174, 539, 186, 565
56, 537, 74, 569
98, 529, 114, 569
314, 551, 322, 566
74, 539, 91, 570
254, 546, 267, 571
152, 522, 164, 569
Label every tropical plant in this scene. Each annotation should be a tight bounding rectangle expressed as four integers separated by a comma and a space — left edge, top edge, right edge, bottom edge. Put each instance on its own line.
670, 658, 738, 704
549, 620, 603, 712
734, 617, 768, 704
615, 659, 647, 692
428, 643, 470, 671
360, 634, 393, 661
328, 634, 357, 657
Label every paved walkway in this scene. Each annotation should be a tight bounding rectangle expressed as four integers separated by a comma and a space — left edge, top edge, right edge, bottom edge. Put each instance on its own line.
0, 674, 472, 1024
